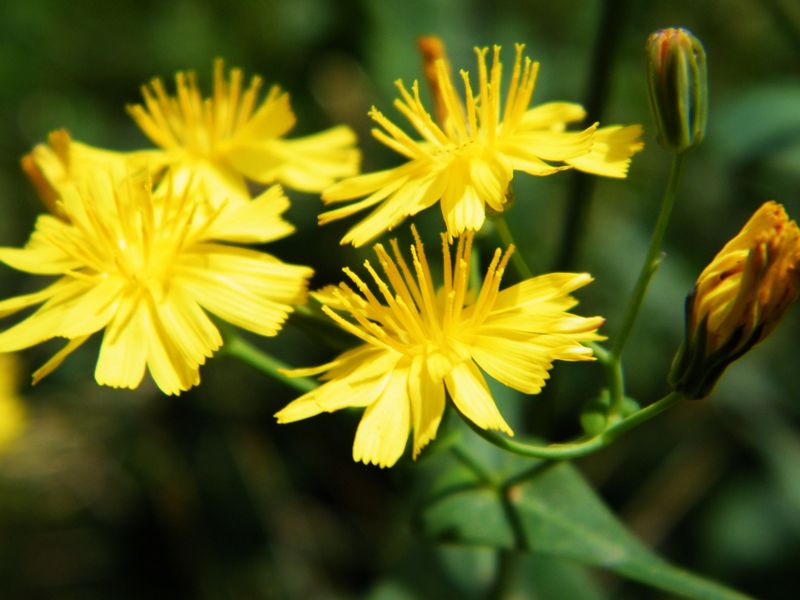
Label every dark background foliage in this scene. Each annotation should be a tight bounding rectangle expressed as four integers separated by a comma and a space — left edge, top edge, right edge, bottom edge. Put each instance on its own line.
0, 0, 799, 598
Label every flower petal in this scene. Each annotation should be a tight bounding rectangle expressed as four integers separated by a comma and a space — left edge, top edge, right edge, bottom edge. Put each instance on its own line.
228, 126, 360, 191
276, 358, 395, 422
207, 184, 295, 244
519, 102, 587, 130
444, 360, 512, 434
470, 333, 555, 395
143, 300, 200, 395
95, 296, 148, 390
566, 125, 644, 178
408, 355, 445, 458
352, 368, 411, 467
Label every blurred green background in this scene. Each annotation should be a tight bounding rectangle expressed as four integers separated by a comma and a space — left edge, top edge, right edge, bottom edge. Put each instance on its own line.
1, 0, 799, 598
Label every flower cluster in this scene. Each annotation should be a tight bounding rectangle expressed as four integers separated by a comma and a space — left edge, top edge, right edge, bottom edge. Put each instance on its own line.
1, 40, 653, 465
4, 60, 361, 394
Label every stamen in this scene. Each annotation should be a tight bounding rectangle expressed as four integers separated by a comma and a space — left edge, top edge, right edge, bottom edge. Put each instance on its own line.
321, 305, 388, 349
390, 238, 424, 308
373, 245, 421, 317
475, 47, 491, 140
226, 68, 243, 138
471, 247, 503, 323
440, 232, 452, 295
342, 266, 385, 314
371, 105, 428, 158
460, 70, 478, 137
503, 44, 523, 122
410, 227, 441, 336
434, 61, 467, 142
392, 81, 449, 147
235, 76, 264, 131
487, 45, 503, 140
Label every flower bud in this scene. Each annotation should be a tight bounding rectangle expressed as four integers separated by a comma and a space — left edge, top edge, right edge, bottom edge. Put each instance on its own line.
646, 27, 708, 152
670, 201, 800, 398
416, 35, 451, 126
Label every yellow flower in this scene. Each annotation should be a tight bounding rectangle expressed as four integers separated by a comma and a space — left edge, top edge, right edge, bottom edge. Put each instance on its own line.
320, 42, 643, 246
670, 201, 800, 398
275, 226, 604, 467
0, 354, 25, 453
127, 58, 360, 203
0, 172, 313, 395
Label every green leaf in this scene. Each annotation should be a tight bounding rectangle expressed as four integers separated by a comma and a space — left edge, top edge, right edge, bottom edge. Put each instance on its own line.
419, 453, 752, 600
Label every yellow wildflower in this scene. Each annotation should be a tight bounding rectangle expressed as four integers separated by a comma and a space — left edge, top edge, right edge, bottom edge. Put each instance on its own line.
670, 201, 800, 398
320, 43, 643, 246
127, 58, 360, 203
275, 227, 604, 467
0, 172, 313, 395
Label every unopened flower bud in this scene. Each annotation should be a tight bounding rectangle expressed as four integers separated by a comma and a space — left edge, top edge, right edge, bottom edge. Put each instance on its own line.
646, 27, 708, 152
416, 35, 451, 126
670, 201, 800, 398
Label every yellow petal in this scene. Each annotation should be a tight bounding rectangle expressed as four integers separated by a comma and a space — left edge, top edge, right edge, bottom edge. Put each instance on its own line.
493, 273, 594, 313
153, 288, 222, 366
0, 278, 73, 318
469, 333, 554, 395
322, 161, 422, 203
95, 297, 148, 390
164, 159, 251, 205
233, 86, 296, 141
183, 244, 312, 304
566, 124, 644, 178
338, 171, 444, 246
0, 234, 79, 275
180, 246, 311, 337
504, 124, 597, 162
519, 102, 587, 130
207, 184, 295, 243
469, 157, 510, 212
53, 279, 122, 339
444, 360, 513, 435
276, 368, 392, 422
0, 279, 91, 351
228, 126, 360, 192
408, 355, 445, 458
32, 335, 91, 384
352, 368, 410, 467
143, 301, 200, 395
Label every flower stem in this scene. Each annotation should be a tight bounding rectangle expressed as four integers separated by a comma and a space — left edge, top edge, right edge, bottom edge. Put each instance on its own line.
492, 213, 533, 279
466, 391, 683, 460
611, 152, 686, 361
222, 332, 318, 394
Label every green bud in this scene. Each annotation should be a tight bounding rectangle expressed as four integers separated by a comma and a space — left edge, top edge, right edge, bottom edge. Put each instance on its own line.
646, 27, 708, 152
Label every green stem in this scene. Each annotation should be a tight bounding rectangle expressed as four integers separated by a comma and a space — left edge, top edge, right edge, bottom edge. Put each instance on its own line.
611, 152, 686, 361
467, 391, 683, 460
222, 332, 318, 394
492, 213, 533, 279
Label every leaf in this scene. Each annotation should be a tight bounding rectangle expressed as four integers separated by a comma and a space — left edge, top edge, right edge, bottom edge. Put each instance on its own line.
419, 452, 752, 600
